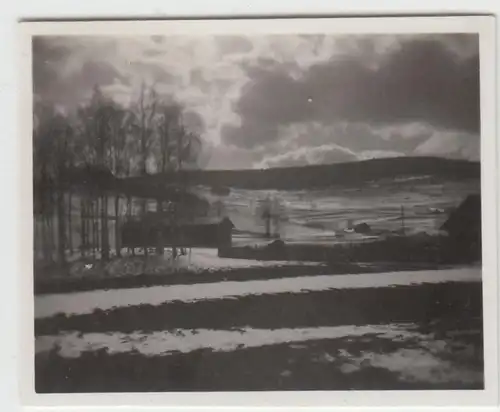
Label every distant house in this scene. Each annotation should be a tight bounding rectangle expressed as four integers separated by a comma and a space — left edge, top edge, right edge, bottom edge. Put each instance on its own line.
441, 194, 481, 257
121, 215, 234, 249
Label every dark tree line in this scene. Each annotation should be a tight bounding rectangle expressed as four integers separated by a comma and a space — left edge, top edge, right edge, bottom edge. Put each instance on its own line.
33, 83, 202, 267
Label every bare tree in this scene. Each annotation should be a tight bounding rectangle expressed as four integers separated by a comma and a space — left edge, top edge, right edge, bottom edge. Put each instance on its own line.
172, 122, 202, 256
132, 94, 205, 258
108, 106, 136, 257
256, 194, 287, 239
33, 104, 58, 263
75, 86, 117, 261
157, 103, 181, 174
130, 83, 158, 257
152, 101, 183, 255
33, 105, 74, 265
73, 107, 96, 259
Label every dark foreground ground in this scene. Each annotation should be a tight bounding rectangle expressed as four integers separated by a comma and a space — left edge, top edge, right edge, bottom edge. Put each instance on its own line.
36, 325, 483, 392
35, 280, 483, 392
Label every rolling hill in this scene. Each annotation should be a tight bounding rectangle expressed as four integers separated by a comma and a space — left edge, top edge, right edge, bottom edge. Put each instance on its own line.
124, 157, 480, 191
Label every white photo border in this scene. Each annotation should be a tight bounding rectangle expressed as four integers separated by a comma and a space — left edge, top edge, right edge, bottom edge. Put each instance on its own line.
18, 15, 498, 408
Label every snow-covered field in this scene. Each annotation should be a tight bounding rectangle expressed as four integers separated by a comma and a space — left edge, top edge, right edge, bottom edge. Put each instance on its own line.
35, 264, 483, 390
215, 178, 479, 245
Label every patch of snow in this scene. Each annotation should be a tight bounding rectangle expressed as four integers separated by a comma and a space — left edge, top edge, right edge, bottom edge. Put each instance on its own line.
183, 248, 322, 270
35, 267, 481, 319
359, 348, 483, 385
36, 322, 483, 386
36, 324, 415, 358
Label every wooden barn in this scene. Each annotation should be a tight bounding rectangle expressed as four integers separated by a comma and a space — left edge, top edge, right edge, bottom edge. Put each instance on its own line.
121, 214, 234, 250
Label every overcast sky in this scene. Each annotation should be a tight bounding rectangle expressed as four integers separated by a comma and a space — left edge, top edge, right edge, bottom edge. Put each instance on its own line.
33, 33, 480, 170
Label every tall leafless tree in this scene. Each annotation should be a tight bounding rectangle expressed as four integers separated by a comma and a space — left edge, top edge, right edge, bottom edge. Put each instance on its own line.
131, 83, 158, 257
34, 105, 73, 265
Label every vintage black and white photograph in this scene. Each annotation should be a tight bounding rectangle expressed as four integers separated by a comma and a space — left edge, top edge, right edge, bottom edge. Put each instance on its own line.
25, 17, 495, 397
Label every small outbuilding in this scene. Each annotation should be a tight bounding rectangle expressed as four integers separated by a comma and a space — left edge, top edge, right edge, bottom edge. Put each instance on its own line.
354, 222, 372, 234
440, 194, 481, 258
121, 215, 235, 249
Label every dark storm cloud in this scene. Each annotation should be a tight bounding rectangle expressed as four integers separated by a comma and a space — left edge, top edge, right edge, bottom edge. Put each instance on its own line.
223, 35, 480, 149
32, 37, 71, 95
33, 36, 129, 108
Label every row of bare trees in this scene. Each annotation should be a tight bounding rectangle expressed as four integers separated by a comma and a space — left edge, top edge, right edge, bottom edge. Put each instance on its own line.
33, 83, 202, 266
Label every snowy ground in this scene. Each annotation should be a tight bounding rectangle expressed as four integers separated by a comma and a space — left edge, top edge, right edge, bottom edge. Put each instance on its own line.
35, 265, 484, 390
35, 321, 483, 388
35, 266, 481, 319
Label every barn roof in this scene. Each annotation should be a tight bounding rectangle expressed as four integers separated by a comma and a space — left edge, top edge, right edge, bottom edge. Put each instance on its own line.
130, 213, 234, 228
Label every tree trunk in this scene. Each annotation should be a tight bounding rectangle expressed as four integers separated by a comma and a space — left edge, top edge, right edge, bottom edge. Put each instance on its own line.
87, 198, 92, 258
48, 215, 55, 263
171, 203, 178, 259
156, 198, 164, 256
40, 214, 46, 261
43, 189, 54, 263
41, 216, 48, 262
89, 198, 94, 258
56, 189, 66, 265
127, 195, 134, 256
101, 193, 110, 261
44, 216, 52, 262
95, 198, 101, 256
80, 196, 86, 257
67, 191, 73, 256
115, 195, 121, 257
142, 198, 148, 258
92, 198, 98, 259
